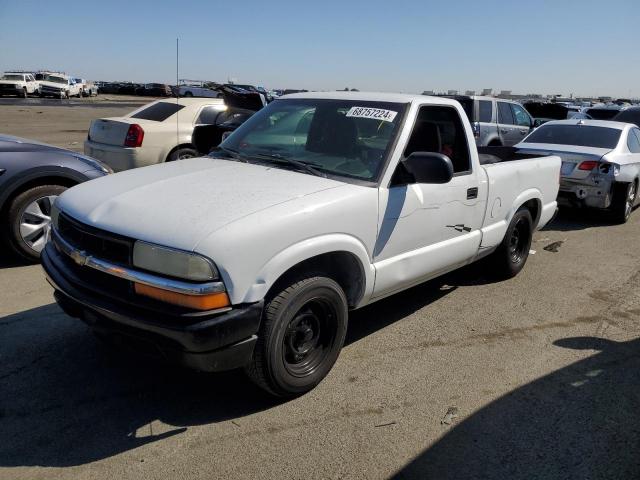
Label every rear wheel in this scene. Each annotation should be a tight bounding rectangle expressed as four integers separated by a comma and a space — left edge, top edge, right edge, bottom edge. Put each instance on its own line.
184, 91, 193, 97
245, 276, 348, 397
6, 185, 67, 261
487, 207, 533, 279
167, 147, 198, 161
611, 181, 636, 224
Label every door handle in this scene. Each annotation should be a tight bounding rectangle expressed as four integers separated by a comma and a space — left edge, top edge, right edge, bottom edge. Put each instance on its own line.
500, 128, 509, 134
520, 130, 528, 134
467, 187, 478, 199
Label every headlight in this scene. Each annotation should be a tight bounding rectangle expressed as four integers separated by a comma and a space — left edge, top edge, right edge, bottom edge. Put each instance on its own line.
132, 241, 218, 282
74, 154, 112, 174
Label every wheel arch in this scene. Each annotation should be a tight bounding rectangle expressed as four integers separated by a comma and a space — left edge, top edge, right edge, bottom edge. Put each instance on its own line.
0, 172, 81, 218
238, 235, 374, 308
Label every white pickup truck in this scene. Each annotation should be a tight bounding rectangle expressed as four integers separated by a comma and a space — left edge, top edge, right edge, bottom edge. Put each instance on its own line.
42, 92, 560, 396
0, 72, 39, 97
37, 72, 82, 99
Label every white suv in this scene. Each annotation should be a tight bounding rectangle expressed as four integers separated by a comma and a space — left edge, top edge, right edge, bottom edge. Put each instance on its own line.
0, 72, 39, 97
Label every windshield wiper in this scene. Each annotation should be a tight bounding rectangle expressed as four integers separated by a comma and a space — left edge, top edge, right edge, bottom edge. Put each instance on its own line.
247, 152, 327, 178
212, 146, 248, 162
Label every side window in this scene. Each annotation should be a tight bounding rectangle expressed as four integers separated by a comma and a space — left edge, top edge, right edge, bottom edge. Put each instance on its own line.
195, 105, 225, 124
511, 104, 531, 127
478, 100, 493, 123
404, 105, 471, 174
498, 102, 515, 125
627, 129, 640, 153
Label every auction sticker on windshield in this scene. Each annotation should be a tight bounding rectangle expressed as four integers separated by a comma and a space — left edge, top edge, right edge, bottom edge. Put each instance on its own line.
346, 106, 398, 122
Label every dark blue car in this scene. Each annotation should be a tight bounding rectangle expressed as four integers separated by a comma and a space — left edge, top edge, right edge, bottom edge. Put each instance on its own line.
0, 135, 111, 261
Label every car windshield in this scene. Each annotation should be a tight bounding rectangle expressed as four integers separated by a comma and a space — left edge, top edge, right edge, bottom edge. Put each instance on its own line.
2, 74, 23, 80
524, 124, 621, 149
49, 76, 67, 84
219, 98, 407, 182
613, 109, 640, 127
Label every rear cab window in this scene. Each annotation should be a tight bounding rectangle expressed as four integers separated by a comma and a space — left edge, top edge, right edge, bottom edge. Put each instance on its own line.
627, 128, 640, 153
130, 102, 185, 122
525, 124, 622, 149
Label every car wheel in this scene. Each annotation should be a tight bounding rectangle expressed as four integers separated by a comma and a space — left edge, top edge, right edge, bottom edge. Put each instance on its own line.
245, 276, 348, 397
167, 147, 198, 161
6, 185, 66, 261
488, 207, 533, 279
184, 91, 193, 97
21, 88, 28, 98
611, 181, 636, 224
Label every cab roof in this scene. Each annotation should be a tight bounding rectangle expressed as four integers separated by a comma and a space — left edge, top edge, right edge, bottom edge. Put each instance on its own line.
280, 90, 461, 107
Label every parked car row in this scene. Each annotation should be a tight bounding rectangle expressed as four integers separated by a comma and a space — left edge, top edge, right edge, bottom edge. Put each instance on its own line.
0, 71, 101, 99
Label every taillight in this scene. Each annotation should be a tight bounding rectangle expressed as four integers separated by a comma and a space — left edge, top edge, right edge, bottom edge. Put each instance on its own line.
124, 124, 144, 147
578, 160, 598, 171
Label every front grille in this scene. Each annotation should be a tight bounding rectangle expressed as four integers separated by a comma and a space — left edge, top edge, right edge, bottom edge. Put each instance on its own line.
0, 84, 16, 89
57, 213, 133, 266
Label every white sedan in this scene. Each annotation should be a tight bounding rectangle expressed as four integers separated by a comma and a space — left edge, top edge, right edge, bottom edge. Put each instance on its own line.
84, 98, 229, 171
517, 119, 640, 222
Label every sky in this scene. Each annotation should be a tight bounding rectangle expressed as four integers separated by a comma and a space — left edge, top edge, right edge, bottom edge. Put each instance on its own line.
1, 0, 639, 98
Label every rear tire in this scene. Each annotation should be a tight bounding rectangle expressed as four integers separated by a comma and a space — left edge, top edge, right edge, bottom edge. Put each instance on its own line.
245, 276, 348, 397
6, 184, 67, 262
167, 147, 198, 161
487, 207, 533, 279
611, 181, 636, 224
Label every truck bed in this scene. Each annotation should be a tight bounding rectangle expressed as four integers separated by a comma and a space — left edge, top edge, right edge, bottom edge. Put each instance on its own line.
478, 146, 550, 165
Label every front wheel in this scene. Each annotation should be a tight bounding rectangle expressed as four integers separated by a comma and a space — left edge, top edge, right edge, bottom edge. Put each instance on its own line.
611, 181, 636, 224
5, 185, 67, 261
21, 88, 27, 98
487, 207, 533, 279
245, 276, 348, 397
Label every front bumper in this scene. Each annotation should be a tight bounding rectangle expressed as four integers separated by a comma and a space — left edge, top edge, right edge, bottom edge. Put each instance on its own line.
42, 241, 262, 372
558, 177, 613, 209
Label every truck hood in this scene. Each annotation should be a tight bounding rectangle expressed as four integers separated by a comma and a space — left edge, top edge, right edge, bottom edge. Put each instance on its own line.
56, 156, 346, 251
39, 81, 67, 89
0, 80, 23, 86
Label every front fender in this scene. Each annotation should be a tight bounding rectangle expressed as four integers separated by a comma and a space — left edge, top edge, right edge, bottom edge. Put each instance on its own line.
240, 233, 375, 306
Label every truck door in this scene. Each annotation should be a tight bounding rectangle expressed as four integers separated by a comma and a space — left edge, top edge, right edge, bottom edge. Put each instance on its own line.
373, 104, 486, 298
497, 101, 519, 145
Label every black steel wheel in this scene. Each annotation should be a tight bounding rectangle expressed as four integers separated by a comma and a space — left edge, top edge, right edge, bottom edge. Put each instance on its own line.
488, 207, 533, 279
246, 276, 348, 397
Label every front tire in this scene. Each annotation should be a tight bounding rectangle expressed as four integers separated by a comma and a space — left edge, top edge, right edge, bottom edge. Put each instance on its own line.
245, 276, 348, 397
488, 207, 533, 279
6, 185, 67, 261
611, 181, 636, 224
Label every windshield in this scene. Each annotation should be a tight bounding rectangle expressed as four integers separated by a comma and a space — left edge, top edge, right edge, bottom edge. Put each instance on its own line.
49, 76, 67, 84
219, 98, 407, 182
524, 124, 621, 149
2, 74, 23, 81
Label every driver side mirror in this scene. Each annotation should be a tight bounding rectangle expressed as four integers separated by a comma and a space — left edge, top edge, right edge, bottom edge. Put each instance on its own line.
401, 152, 453, 184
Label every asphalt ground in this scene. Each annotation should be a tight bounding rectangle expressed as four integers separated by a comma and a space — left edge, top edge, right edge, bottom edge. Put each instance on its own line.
1, 103, 640, 479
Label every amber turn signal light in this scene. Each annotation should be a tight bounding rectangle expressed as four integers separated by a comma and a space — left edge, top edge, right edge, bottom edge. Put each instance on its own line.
134, 283, 230, 311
